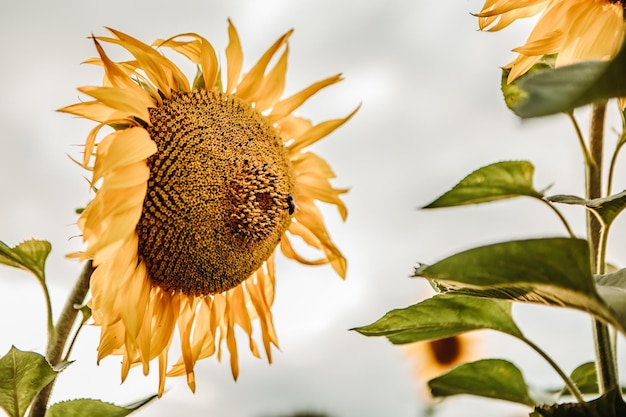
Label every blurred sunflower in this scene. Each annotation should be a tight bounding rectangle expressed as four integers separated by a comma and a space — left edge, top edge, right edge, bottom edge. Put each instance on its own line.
61, 21, 356, 395
405, 334, 480, 391
476, 0, 626, 82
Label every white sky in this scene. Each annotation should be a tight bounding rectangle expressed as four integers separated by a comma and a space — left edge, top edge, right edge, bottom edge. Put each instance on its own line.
1, 1, 626, 416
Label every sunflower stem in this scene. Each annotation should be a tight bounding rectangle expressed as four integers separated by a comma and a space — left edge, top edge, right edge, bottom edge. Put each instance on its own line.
606, 108, 626, 196
520, 335, 584, 403
568, 112, 596, 170
39, 276, 55, 345
585, 102, 618, 395
28, 261, 93, 417
63, 319, 86, 363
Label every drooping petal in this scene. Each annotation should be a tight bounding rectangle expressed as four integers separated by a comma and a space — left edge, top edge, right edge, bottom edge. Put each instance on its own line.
280, 235, 328, 266
292, 151, 348, 220
289, 203, 347, 278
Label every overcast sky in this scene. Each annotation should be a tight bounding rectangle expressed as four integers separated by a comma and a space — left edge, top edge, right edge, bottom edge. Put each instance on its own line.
2, 1, 626, 417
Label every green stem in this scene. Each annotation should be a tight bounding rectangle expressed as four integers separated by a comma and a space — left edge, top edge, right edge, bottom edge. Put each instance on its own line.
585, 102, 618, 395
63, 318, 87, 363
520, 335, 584, 403
606, 136, 624, 196
28, 261, 94, 417
568, 112, 596, 169
540, 199, 576, 238
38, 277, 55, 344
606, 109, 626, 196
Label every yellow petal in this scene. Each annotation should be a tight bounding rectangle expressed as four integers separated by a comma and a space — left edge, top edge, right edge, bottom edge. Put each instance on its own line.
279, 235, 327, 266
78, 86, 151, 123
252, 45, 288, 112
225, 299, 240, 380
161, 33, 219, 89
58, 100, 129, 124
268, 74, 343, 123
290, 203, 347, 278
92, 128, 156, 182
246, 268, 279, 361
236, 29, 293, 100
275, 115, 313, 142
91, 37, 156, 107
225, 19, 243, 94
289, 105, 359, 154
102, 28, 190, 95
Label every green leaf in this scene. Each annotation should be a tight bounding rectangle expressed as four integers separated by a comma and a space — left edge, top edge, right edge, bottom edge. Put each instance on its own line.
415, 238, 626, 334
547, 191, 626, 226
0, 346, 58, 417
502, 56, 555, 112
428, 359, 535, 407
352, 293, 522, 343
45, 396, 156, 417
531, 389, 626, 417
423, 161, 543, 208
567, 362, 598, 396
502, 40, 626, 118
595, 269, 626, 332
0, 240, 51, 282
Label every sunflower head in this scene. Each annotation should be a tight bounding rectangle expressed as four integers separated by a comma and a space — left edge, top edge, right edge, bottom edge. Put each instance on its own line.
61, 21, 356, 395
138, 88, 295, 296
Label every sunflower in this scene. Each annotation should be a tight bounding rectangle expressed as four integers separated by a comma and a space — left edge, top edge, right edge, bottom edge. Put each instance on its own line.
404, 334, 480, 391
476, 0, 626, 82
61, 21, 356, 396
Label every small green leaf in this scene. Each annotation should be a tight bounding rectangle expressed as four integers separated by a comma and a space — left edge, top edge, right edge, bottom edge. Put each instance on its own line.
352, 294, 522, 343
503, 40, 626, 118
567, 362, 598, 396
0, 240, 51, 282
415, 238, 626, 334
531, 388, 626, 417
428, 359, 535, 406
0, 346, 58, 417
45, 396, 156, 417
547, 191, 626, 226
423, 161, 543, 208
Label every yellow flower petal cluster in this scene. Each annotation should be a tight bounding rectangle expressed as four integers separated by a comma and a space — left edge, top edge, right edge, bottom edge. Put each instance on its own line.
477, 0, 625, 82
60, 21, 355, 395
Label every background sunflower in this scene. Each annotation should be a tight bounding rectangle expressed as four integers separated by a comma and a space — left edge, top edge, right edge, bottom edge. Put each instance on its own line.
1, 1, 626, 417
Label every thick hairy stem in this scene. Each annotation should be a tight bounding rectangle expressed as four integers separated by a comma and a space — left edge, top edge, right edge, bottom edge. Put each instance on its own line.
586, 103, 618, 395
28, 261, 93, 417
586, 104, 604, 259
